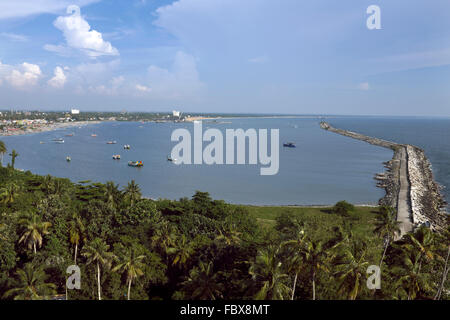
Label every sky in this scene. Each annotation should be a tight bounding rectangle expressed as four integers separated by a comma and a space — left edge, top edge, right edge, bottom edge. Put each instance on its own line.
0, 0, 449, 115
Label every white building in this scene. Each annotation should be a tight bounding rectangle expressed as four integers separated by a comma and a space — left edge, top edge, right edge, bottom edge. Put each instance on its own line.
172, 110, 181, 117
71, 109, 80, 115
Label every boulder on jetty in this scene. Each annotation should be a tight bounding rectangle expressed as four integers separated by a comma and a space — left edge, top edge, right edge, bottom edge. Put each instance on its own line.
320, 121, 448, 234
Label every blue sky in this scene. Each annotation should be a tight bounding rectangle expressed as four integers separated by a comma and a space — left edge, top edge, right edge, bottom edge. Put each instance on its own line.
0, 0, 449, 115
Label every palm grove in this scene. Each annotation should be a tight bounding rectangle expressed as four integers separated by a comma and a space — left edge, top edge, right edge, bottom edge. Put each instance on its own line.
0, 140, 448, 300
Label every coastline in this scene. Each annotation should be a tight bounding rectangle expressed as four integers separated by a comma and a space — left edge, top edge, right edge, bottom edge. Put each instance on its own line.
0, 120, 100, 137
320, 121, 448, 235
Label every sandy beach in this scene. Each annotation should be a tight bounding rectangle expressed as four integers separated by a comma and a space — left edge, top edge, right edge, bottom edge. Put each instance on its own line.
0, 121, 100, 137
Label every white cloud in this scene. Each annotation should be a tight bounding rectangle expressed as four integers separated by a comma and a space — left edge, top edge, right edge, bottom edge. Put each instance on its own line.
357, 82, 370, 91
135, 84, 151, 92
0, 0, 99, 20
73, 60, 120, 85
46, 5, 119, 57
43, 44, 73, 57
144, 51, 205, 100
89, 76, 126, 95
48, 66, 67, 88
0, 62, 42, 89
0, 32, 28, 42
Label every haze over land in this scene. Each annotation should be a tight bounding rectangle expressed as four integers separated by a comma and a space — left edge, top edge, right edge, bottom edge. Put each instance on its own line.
0, 1, 449, 116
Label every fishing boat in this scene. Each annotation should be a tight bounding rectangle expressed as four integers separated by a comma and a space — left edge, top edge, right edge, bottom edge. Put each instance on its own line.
283, 142, 296, 148
66, 156, 71, 162
107, 141, 117, 144
128, 161, 143, 167
123, 144, 131, 149
112, 155, 121, 160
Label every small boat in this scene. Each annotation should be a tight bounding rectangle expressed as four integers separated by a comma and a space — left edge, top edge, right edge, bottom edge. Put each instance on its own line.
107, 141, 117, 144
128, 161, 143, 167
283, 142, 296, 148
52, 138, 64, 142
65, 133, 74, 137
123, 144, 131, 149
91, 134, 97, 137
66, 156, 71, 162
112, 155, 121, 160
167, 156, 177, 162
40, 141, 45, 144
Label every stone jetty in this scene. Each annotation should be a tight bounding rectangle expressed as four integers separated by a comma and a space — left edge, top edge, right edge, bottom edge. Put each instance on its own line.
320, 121, 448, 236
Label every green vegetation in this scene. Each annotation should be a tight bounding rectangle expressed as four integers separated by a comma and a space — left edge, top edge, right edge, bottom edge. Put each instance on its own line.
0, 141, 448, 300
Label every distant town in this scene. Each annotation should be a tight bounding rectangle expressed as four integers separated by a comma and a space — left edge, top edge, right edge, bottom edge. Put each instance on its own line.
0, 109, 216, 136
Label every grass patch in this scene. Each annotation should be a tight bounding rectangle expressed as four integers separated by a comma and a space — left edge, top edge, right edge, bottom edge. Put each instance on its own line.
245, 205, 380, 241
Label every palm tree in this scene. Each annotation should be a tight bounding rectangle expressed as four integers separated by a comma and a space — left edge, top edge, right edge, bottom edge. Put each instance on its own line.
334, 243, 369, 300
41, 175, 54, 195
434, 227, 450, 300
182, 261, 223, 300
112, 249, 146, 300
18, 212, 52, 254
150, 220, 178, 263
403, 226, 439, 268
168, 234, 194, 269
394, 252, 433, 300
302, 239, 330, 300
9, 149, 19, 169
69, 214, 85, 264
3, 263, 56, 300
123, 180, 141, 207
82, 238, 116, 300
215, 222, 242, 246
0, 222, 7, 241
374, 206, 401, 267
52, 179, 64, 197
0, 140, 6, 167
0, 182, 21, 204
282, 229, 307, 300
104, 181, 120, 208
249, 245, 290, 300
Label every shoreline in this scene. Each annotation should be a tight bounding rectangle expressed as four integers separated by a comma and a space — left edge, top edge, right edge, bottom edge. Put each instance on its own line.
320, 121, 448, 235
0, 121, 100, 137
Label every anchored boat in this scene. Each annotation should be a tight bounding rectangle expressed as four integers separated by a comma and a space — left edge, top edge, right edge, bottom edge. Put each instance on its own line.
107, 141, 117, 144
123, 144, 131, 149
128, 161, 143, 167
66, 156, 71, 162
283, 142, 296, 148
112, 155, 121, 160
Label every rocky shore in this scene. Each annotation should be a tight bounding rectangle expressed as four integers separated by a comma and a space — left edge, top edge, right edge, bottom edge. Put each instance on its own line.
320, 121, 448, 234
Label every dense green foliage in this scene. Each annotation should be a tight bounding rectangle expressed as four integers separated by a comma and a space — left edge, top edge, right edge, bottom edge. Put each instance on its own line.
0, 164, 448, 300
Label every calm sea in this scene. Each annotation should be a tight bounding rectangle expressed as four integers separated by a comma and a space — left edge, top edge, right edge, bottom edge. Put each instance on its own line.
330, 117, 450, 211
2, 117, 446, 206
